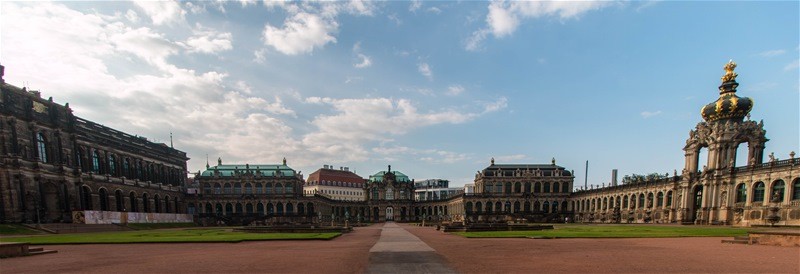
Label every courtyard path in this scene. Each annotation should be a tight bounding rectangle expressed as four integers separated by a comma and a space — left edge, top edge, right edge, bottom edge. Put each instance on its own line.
366, 222, 456, 274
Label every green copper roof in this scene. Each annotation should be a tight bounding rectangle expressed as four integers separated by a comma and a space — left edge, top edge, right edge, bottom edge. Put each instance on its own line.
368, 171, 411, 183
200, 164, 295, 177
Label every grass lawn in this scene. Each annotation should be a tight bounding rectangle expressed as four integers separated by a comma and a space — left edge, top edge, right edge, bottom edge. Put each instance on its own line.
0, 224, 43, 235
0, 228, 340, 244
453, 224, 749, 238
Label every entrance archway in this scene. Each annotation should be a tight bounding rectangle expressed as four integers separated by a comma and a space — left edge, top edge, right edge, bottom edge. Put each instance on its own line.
386, 206, 394, 221
42, 183, 60, 221
691, 185, 703, 221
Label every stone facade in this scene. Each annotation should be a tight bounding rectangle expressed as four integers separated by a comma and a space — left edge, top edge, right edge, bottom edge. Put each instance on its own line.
0, 65, 189, 223
571, 61, 800, 226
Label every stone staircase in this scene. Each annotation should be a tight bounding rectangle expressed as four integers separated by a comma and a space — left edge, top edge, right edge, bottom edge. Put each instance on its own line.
0, 242, 57, 258
37, 223, 133, 234
721, 236, 752, 245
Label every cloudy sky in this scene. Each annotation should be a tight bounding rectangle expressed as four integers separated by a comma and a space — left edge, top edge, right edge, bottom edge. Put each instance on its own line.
1, 1, 798, 188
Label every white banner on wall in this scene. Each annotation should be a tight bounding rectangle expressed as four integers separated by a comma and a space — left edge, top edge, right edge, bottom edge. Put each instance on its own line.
73, 210, 193, 224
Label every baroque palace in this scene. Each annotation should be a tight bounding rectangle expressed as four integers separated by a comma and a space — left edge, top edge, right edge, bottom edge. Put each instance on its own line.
1, 62, 798, 227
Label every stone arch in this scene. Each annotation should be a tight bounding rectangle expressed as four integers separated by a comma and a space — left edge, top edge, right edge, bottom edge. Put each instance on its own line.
80, 185, 93, 210
752, 181, 765, 202
153, 194, 161, 213
770, 179, 786, 202
98, 188, 109, 211
114, 189, 124, 211
142, 192, 151, 212
792, 178, 800, 200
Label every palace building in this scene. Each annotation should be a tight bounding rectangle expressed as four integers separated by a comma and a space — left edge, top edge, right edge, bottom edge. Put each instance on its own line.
2, 61, 797, 227
0, 65, 189, 224
304, 165, 365, 201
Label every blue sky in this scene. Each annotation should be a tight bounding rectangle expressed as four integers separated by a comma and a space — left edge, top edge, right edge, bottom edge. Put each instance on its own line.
2, 1, 798, 188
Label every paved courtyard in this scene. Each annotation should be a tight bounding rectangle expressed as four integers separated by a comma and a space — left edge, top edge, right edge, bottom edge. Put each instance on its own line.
3, 223, 798, 273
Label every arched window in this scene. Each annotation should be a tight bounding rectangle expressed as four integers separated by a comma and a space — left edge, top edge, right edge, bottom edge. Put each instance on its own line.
224, 183, 232, 194
276, 183, 284, 194
257, 203, 265, 215
638, 194, 645, 208
80, 185, 93, 210
657, 192, 664, 207
485, 201, 492, 213
225, 203, 233, 215
524, 182, 531, 193
553, 182, 560, 193
36, 133, 48, 163
285, 183, 293, 194
98, 188, 108, 211
514, 182, 521, 193
466, 202, 473, 213
234, 183, 242, 194
276, 202, 284, 214
752, 182, 765, 202
735, 184, 747, 203
544, 182, 551, 193
92, 150, 100, 172
562, 182, 570, 193
372, 188, 379, 200
255, 183, 263, 194
128, 192, 138, 212
205, 203, 212, 214
552, 201, 559, 212
235, 203, 243, 213
647, 193, 654, 208
771, 180, 785, 202
246, 203, 254, 214
165, 196, 171, 213
286, 203, 294, 214
123, 159, 131, 177
475, 202, 482, 213
203, 183, 211, 194
153, 194, 161, 213
666, 191, 673, 207
793, 178, 800, 200
623, 195, 629, 208
108, 155, 116, 176
142, 193, 150, 212
115, 190, 124, 211
543, 201, 550, 213
245, 183, 253, 194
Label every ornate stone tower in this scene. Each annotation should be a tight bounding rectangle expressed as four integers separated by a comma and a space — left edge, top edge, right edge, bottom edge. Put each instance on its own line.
683, 60, 768, 174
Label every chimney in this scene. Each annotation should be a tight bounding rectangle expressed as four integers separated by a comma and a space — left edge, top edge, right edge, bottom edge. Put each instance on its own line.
611, 169, 618, 186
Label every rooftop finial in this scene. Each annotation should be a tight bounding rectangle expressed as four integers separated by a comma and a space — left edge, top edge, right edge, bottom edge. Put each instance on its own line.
170, 132, 174, 148
282, 157, 287, 165
490, 157, 495, 165
206, 154, 209, 169
551, 157, 556, 165
218, 157, 222, 166
388, 165, 392, 172
721, 59, 738, 83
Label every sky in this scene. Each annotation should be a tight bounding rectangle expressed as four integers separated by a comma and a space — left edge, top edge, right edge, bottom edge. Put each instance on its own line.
1, 1, 798, 189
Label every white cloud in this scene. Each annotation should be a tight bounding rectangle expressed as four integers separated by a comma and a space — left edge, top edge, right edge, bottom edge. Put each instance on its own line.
125, 9, 139, 23
253, 48, 268, 63
387, 13, 402, 25
262, 12, 338, 55
184, 26, 233, 54
427, 7, 442, 14
184, 2, 206, 14
355, 54, 372, 68
134, 0, 186, 25
446, 85, 465, 96
495, 154, 527, 162
347, 0, 377, 16
785, 59, 800, 71
757, 49, 786, 57
352, 42, 372, 68
468, 0, 613, 50
486, 1, 519, 37
409, 0, 422, 12
418, 62, 433, 80
641, 110, 662, 118
482, 97, 507, 113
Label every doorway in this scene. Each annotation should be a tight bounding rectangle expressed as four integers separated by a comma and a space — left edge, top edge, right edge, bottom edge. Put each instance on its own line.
386, 206, 394, 221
